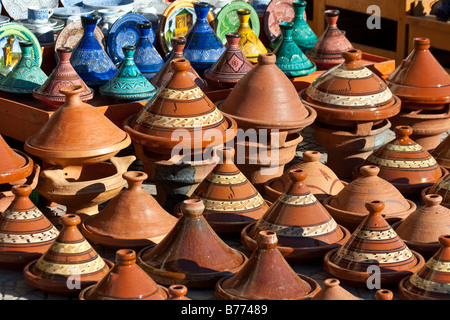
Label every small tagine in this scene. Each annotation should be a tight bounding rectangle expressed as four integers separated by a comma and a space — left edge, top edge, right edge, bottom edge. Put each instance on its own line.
311, 278, 393, 300
80, 171, 178, 248
235, 8, 267, 64
291, 0, 317, 54
392, 194, 450, 257
241, 169, 351, 262
33, 47, 94, 109
137, 199, 247, 288
323, 200, 425, 287
23, 214, 113, 294
216, 230, 320, 300
0, 185, 58, 269
134, 21, 164, 79
323, 165, 416, 232
306, 9, 353, 69
398, 234, 450, 300
0, 134, 34, 185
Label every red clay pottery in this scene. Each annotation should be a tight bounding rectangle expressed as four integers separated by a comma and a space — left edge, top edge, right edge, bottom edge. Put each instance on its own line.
80, 170, 178, 248
173, 147, 270, 233
323, 200, 425, 288
23, 214, 113, 294
0, 134, 34, 185
203, 33, 253, 89
398, 234, 450, 300
432, 134, 450, 169
423, 173, 450, 208
241, 169, 351, 262
306, 9, 353, 69
392, 194, 450, 258
149, 36, 206, 89
33, 47, 94, 109
0, 185, 58, 269
300, 49, 401, 129
215, 230, 320, 300
168, 284, 190, 300
264, 150, 345, 203
311, 278, 360, 300
137, 199, 247, 288
361, 126, 444, 195
79, 249, 172, 300
25, 85, 131, 168
323, 165, 416, 232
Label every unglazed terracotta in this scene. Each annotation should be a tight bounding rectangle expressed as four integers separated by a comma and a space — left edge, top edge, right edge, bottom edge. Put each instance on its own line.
392, 194, 450, 257
398, 234, 450, 300
80, 171, 178, 248
311, 278, 361, 300
215, 230, 320, 300
306, 9, 353, 69
36, 156, 135, 216
0, 134, 34, 185
23, 214, 113, 294
432, 134, 450, 169
137, 199, 247, 288
323, 165, 416, 232
241, 169, 351, 262
25, 85, 131, 168
235, 8, 267, 64
323, 200, 425, 287
361, 126, 444, 194
174, 147, 270, 233
32, 47, 94, 109
168, 284, 190, 300
264, 150, 345, 202
301, 49, 401, 128
424, 174, 450, 209
0, 185, 58, 269
79, 249, 171, 300
386, 37, 450, 111
203, 33, 253, 89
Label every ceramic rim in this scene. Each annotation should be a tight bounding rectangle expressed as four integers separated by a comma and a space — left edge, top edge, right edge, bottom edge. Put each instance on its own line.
0, 149, 33, 185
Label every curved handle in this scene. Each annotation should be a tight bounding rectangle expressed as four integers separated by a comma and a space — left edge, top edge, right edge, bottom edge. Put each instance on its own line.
110, 155, 136, 174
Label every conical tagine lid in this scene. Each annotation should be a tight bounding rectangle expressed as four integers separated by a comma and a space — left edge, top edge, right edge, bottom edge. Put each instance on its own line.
137, 199, 247, 288
311, 278, 361, 300
427, 174, 450, 208
216, 230, 320, 300
0, 185, 59, 269
25, 85, 131, 167
386, 37, 450, 108
0, 135, 33, 184
432, 134, 450, 170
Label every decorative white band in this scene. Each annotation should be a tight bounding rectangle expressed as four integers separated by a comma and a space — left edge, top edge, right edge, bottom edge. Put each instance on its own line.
0, 227, 59, 244
35, 255, 106, 276
354, 228, 399, 241
384, 144, 424, 152
256, 218, 338, 237
206, 172, 248, 185
136, 108, 224, 128
2, 208, 44, 220
278, 193, 317, 206
409, 274, 450, 294
158, 87, 204, 100
366, 154, 437, 168
336, 246, 414, 264
49, 239, 93, 254
306, 86, 393, 107
202, 194, 265, 212
326, 65, 373, 79
425, 257, 450, 272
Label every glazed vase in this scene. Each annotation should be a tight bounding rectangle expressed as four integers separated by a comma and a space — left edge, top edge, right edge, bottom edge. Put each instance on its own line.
134, 21, 164, 79
203, 33, 253, 89
33, 47, 94, 109
0, 134, 34, 185
0, 185, 58, 269
23, 214, 113, 294
100, 45, 158, 101
306, 9, 353, 69
0, 41, 47, 94
137, 199, 247, 288
70, 15, 118, 86
235, 8, 267, 64
291, 0, 317, 54
215, 230, 320, 300
183, 2, 226, 72
273, 21, 316, 77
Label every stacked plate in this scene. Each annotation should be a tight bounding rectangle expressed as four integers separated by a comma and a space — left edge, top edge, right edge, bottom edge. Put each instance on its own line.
52, 6, 95, 21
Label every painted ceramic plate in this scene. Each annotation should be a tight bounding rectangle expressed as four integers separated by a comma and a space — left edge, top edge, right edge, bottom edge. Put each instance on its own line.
1, 0, 59, 20
158, 0, 216, 57
55, 19, 105, 52
107, 13, 152, 66
0, 23, 43, 74
216, 1, 260, 45
264, 0, 305, 43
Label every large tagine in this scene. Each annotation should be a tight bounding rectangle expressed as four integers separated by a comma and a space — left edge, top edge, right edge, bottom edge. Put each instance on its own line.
0, 134, 34, 185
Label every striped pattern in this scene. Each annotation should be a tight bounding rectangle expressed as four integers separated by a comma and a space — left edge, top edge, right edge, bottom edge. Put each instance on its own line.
278, 193, 317, 206
158, 87, 204, 100
136, 108, 224, 128
206, 172, 247, 185
203, 195, 265, 212
366, 154, 437, 169
384, 143, 424, 152
409, 274, 450, 294
34, 255, 106, 276
326, 66, 373, 79
256, 218, 338, 237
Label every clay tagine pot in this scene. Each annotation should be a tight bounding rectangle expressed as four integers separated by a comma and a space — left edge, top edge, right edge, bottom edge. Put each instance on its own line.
80, 170, 178, 248
398, 234, 450, 300
300, 48, 401, 129
241, 169, 351, 263
0, 185, 59, 269
311, 278, 393, 300
173, 147, 270, 234
25, 85, 131, 168
432, 134, 450, 170
23, 214, 113, 294
235, 8, 267, 64
391, 194, 450, 258
203, 33, 253, 89
215, 230, 320, 300
422, 173, 450, 208
323, 200, 425, 288
323, 164, 416, 232
33, 47, 94, 109
137, 199, 247, 288
0, 134, 34, 185
360, 126, 445, 195
264, 150, 346, 203
79, 249, 175, 300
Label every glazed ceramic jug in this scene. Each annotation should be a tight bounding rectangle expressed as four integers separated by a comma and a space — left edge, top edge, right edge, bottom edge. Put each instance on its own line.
235, 8, 267, 64
134, 21, 164, 79
291, 0, 317, 53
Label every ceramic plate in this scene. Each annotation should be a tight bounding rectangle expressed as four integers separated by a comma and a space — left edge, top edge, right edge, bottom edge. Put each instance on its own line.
107, 13, 151, 66
53, 7, 94, 17
216, 0, 260, 45
158, 0, 216, 57
55, 19, 105, 52
17, 18, 65, 32
60, 0, 83, 6
263, 0, 305, 43
82, 0, 135, 12
0, 23, 43, 74
1, 0, 59, 20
